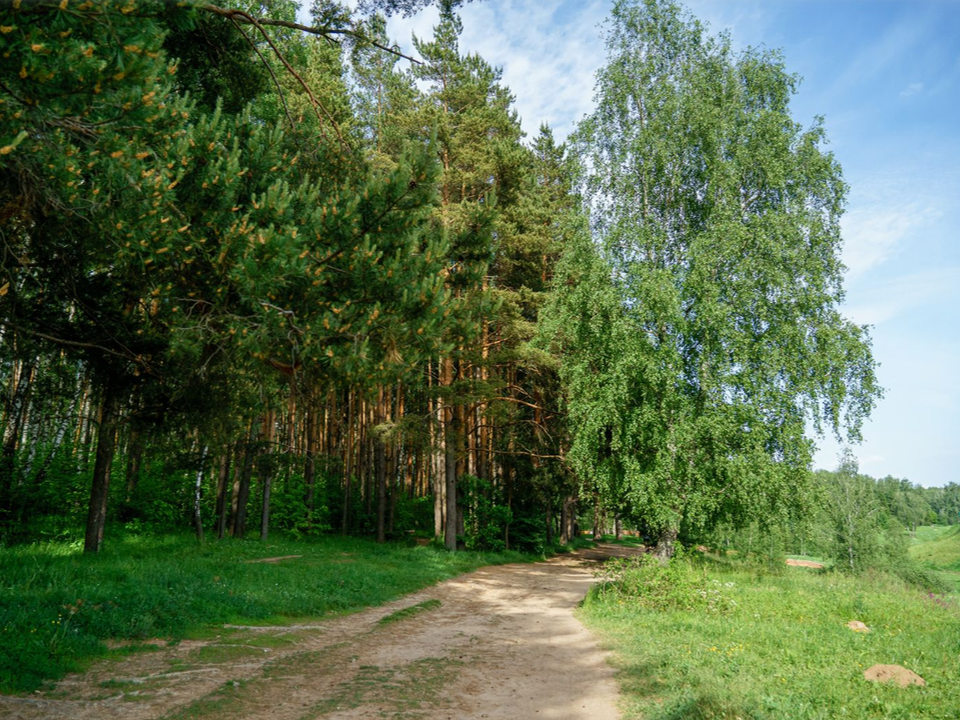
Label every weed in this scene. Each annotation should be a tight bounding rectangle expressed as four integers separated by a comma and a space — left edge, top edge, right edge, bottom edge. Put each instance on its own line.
379, 600, 442, 626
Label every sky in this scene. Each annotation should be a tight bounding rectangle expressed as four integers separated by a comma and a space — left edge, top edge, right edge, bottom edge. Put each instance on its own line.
299, 0, 959, 487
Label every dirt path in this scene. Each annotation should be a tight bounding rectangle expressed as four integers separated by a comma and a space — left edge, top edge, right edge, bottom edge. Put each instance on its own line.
2, 545, 635, 720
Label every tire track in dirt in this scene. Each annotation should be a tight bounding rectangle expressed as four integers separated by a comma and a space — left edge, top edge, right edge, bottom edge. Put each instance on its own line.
1, 544, 636, 720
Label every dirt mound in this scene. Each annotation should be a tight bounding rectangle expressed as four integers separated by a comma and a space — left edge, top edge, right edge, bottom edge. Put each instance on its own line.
864, 664, 926, 687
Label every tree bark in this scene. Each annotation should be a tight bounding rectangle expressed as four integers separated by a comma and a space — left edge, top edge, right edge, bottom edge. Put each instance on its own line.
0, 360, 33, 526
443, 357, 458, 552
194, 446, 207, 543
340, 391, 354, 535
303, 401, 316, 513
260, 464, 273, 542
215, 453, 231, 539
654, 526, 678, 563
559, 494, 577, 545
232, 424, 258, 538
83, 380, 120, 554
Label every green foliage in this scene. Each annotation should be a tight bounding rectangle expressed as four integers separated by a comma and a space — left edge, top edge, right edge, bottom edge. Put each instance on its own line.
549, 0, 880, 551
460, 474, 511, 552
391, 494, 435, 537
581, 556, 960, 720
592, 551, 736, 614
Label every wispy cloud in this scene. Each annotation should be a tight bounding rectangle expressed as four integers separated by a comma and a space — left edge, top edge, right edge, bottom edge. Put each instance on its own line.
845, 266, 960, 326
385, 0, 608, 140
826, 10, 933, 101
841, 200, 941, 282
899, 81, 924, 97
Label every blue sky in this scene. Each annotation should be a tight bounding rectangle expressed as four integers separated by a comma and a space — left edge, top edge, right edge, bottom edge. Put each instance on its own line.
301, 1, 959, 487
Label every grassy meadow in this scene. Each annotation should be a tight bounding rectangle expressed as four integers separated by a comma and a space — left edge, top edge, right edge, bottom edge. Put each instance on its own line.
0, 529, 530, 693
579, 531, 960, 720
910, 525, 960, 592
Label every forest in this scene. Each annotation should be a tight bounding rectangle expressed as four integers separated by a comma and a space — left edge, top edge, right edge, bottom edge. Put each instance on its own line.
0, 0, 934, 567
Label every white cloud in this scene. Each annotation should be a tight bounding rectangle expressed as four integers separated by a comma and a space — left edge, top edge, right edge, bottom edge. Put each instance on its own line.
385, 0, 609, 140
840, 200, 941, 282
899, 81, 924, 97
845, 266, 960, 326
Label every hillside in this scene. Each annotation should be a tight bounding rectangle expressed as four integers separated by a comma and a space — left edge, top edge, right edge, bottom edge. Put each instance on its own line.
910, 525, 960, 592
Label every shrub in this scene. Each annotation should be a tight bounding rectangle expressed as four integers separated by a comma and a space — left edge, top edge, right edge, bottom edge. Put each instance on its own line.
593, 551, 736, 613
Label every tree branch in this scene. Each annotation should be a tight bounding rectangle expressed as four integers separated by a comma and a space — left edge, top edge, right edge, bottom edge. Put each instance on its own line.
200, 4, 422, 65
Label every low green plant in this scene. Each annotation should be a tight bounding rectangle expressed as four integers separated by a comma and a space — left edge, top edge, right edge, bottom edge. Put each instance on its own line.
378, 599, 442, 625
591, 550, 736, 614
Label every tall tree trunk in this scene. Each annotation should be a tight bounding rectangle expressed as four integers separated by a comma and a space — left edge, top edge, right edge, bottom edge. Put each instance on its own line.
654, 526, 678, 563
545, 497, 553, 546
260, 466, 273, 542
215, 453, 231, 540
340, 391, 354, 535
559, 494, 577, 546
430, 362, 443, 538
0, 359, 33, 526
83, 380, 120, 554
375, 387, 387, 543
259, 412, 276, 541
443, 358, 458, 551
303, 401, 316, 513
194, 446, 207, 543
232, 424, 258, 538
592, 493, 602, 540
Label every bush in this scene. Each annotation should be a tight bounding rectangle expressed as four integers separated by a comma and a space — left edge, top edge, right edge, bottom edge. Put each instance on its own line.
593, 550, 736, 613
461, 475, 512, 552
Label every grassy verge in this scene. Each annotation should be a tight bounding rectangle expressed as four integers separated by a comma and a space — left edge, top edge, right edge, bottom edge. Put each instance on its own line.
0, 529, 531, 693
580, 556, 960, 720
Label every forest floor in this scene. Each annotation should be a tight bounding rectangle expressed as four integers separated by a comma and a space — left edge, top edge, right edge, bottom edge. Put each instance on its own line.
1, 544, 637, 720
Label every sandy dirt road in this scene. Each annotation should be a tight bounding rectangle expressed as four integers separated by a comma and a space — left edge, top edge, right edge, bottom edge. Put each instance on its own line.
1, 545, 635, 720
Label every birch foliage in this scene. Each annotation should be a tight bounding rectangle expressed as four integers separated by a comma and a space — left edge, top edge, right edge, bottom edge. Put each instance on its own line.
556, 0, 880, 548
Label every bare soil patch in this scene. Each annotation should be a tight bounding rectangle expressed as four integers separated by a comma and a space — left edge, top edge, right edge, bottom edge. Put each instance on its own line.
785, 558, 824, 569
1, 545, 633, 720
245, 555, 304, 564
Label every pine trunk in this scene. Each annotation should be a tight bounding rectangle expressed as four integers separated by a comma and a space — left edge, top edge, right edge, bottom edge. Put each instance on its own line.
215, 453, 231, 540
83, 380, 120, 554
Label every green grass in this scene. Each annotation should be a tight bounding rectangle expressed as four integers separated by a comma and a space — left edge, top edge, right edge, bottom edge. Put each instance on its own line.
909, 525, 960, 593
910, 525, 960, 568
910, 525, 957, 546
580, 557, 960, 720
378, 599, 443, 625
0, 529, 529, 693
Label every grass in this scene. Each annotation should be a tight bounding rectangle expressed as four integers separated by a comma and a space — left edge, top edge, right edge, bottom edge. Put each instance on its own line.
0, 528, 530, 693
910, 525, 957, 546
378, 599, 443, 625
910, 525, 960, 593
580, 555, 960, 720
